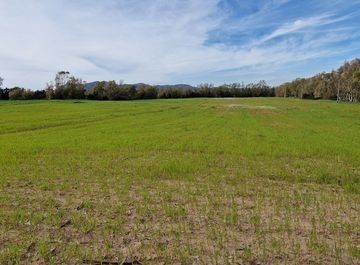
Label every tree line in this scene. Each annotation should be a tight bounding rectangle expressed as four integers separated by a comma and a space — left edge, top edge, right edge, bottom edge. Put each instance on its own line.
1, 58, 359, 102
0, 71, 274, 100
274, 58, 360, 102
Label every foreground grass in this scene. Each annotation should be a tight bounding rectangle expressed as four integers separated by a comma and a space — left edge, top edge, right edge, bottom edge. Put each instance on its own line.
0, 98, 359, 264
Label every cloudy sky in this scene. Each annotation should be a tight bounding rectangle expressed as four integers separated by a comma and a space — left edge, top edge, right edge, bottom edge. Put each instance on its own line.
0, 0, 360, 89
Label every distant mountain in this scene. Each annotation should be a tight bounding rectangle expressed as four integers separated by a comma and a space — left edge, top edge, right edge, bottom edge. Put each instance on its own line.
84, 81, 195, 90
84, 81, 99, 90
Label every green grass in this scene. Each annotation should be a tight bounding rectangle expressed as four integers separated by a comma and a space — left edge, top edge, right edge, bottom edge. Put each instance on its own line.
0, 98, 359, 264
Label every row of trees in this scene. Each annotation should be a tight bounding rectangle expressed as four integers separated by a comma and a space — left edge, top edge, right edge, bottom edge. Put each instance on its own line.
1, 59, 359, 102
45, 71, 86, 99
85, 80, 274, 100
0, 71, 274, 100
0, 86, 46, 100
275, 59, 360, 102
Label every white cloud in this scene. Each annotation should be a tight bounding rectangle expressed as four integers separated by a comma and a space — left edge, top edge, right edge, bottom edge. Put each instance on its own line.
258, 13, 353, 44
0, 0, 357, 88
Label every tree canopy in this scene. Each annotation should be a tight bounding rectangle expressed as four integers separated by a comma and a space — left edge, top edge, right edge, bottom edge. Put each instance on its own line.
275, 59, 360, 102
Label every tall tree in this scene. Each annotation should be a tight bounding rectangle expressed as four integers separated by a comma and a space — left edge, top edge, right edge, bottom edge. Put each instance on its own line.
45, 82, 54, 99
54, 71, 70, 99
275, 58, 360, 102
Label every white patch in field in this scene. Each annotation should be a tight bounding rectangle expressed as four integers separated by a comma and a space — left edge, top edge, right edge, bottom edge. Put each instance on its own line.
227, 104, 277, 109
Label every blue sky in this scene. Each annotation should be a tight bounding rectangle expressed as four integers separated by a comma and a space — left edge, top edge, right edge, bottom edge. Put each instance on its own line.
0, 0, 359, 88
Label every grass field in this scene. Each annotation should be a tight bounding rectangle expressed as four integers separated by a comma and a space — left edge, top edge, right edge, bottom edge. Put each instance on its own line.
0, 98, 359, 264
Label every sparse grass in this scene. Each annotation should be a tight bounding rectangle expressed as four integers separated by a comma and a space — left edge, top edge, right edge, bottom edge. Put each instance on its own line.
0, 98, 359, 264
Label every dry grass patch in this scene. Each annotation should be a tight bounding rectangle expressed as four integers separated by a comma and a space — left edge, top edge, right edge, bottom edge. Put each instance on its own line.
1, 176, 359, 264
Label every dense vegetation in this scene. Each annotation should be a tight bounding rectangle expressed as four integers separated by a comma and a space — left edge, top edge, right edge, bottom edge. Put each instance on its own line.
0, 99, 359, 264
1, 59, 359, 102
275, 58, 360, 102
0, 72, 274, 100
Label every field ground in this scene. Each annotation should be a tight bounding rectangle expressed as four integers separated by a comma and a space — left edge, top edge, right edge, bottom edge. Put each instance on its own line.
0, 98, 359, 264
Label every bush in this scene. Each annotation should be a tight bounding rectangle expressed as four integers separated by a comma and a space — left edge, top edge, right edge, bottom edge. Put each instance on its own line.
22, 89, 35, 100
8, 87, 24, 100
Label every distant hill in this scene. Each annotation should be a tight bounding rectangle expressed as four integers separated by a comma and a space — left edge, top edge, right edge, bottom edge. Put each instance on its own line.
84, 81, 195, 90
84, 81, 100, 90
